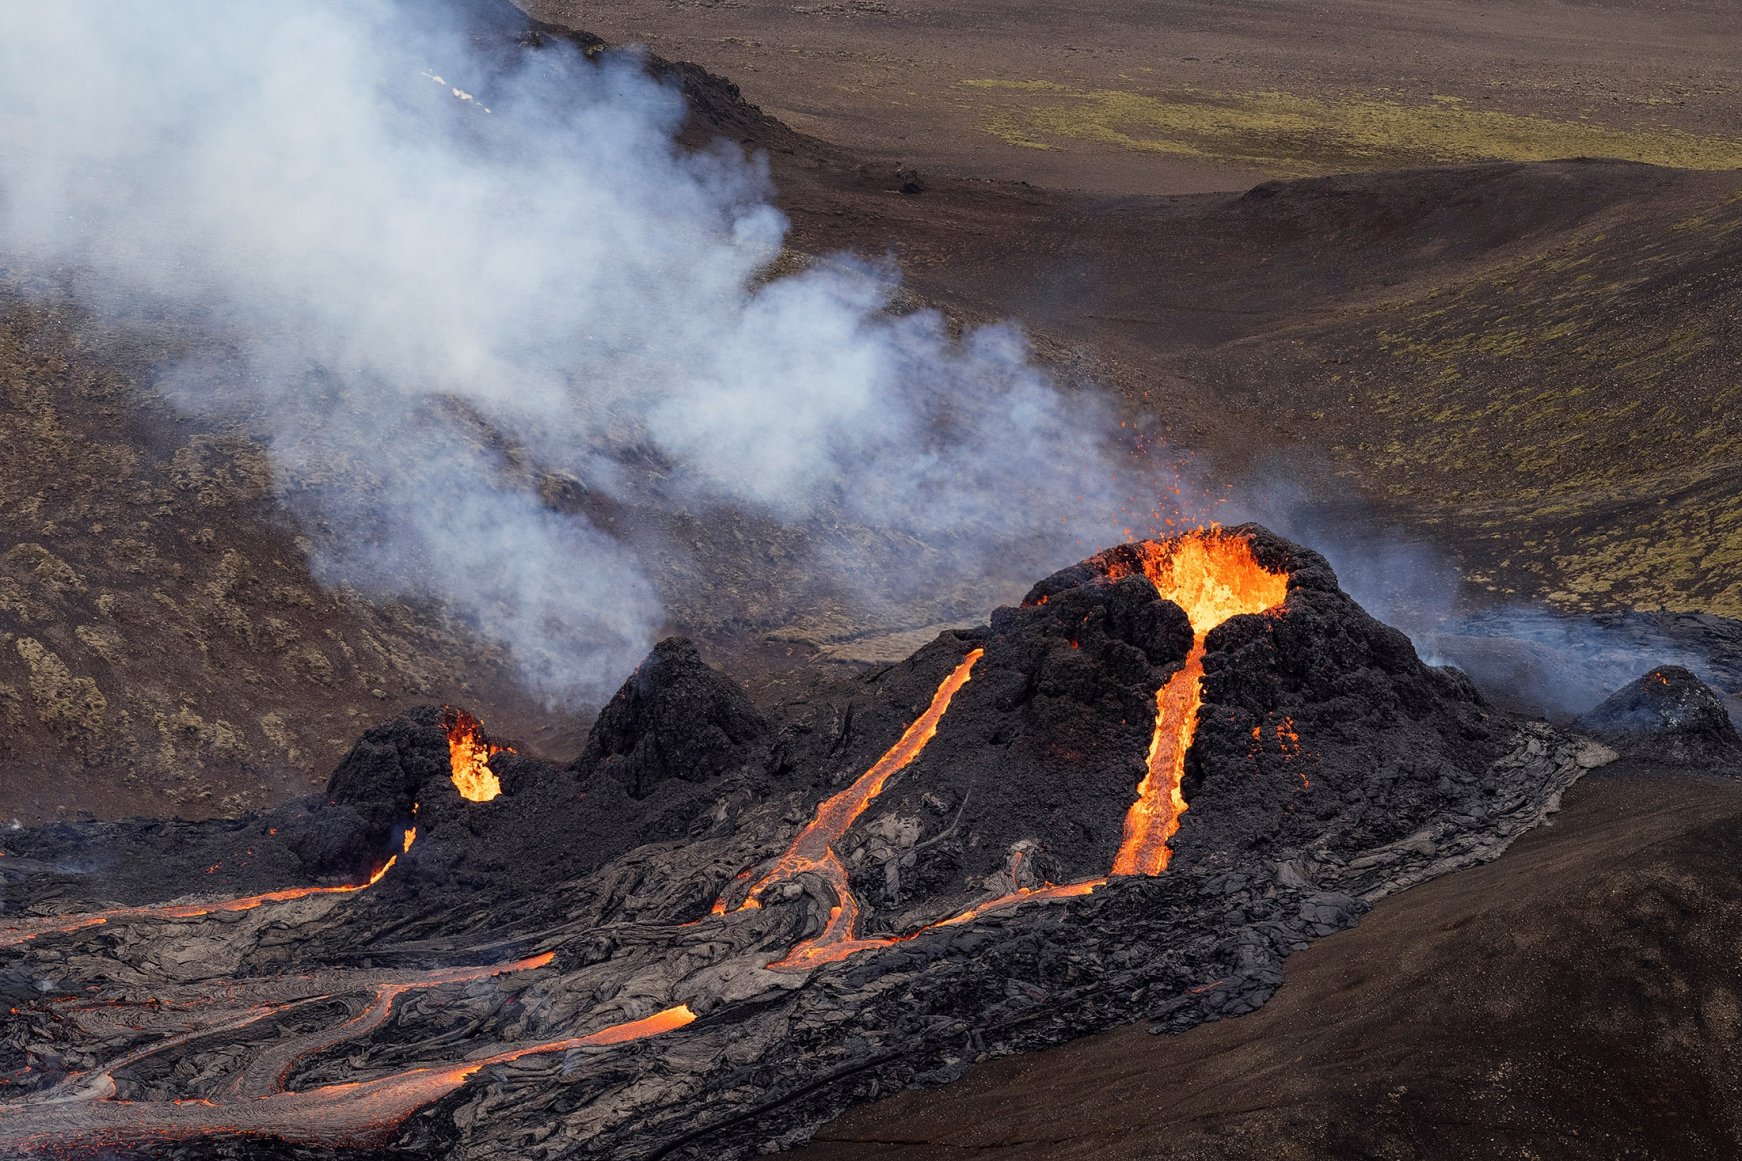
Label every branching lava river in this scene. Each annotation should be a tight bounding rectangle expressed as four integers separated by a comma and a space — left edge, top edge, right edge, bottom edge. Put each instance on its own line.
0, 528, 1302, 1155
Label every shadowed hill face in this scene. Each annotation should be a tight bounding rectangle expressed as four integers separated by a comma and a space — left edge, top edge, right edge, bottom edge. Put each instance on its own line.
769, 153, 1742, 623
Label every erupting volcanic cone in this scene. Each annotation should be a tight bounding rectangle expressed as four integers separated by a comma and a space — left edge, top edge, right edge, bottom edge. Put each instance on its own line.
0, 524, 1597, 1161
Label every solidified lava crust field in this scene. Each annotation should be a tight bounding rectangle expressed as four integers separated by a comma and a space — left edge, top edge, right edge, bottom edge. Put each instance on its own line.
0, 527, 1606, 1159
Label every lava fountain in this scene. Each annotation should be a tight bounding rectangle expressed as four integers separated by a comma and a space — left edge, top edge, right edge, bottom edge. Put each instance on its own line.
445, 706, 511, 802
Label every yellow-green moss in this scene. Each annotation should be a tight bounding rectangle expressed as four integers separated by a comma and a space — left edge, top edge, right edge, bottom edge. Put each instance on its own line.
961, 81, 1742, 174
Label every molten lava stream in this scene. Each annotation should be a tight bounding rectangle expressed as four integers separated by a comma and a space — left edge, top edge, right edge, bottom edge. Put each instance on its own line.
1111, 530, 1290, 877
448, 1003, 697, 1076
1112, 646, 1206, 876
0, 827, 417, 950
926, 877, 1104, 929
0, 1003, 695, 1154
717, 649, 983, 969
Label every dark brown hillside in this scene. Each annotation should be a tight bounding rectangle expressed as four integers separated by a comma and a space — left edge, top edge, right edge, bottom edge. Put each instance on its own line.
758, 150, 1742, 617
0, 298, 548, 822
550, 0, 1742, 196
533, 0, 1742, 614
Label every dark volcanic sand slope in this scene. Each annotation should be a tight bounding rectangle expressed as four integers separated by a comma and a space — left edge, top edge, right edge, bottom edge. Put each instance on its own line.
798, 769, 1742, 1161
537, 0, 1742, 196
766, 154, 1742, 624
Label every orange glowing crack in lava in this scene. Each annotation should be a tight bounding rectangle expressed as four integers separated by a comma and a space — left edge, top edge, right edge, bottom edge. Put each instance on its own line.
0, 714, 692, 1153
713, 649, 986, 968
0, 715, 512, 949
0, 827, 417, 951
2, 971, 693, 1152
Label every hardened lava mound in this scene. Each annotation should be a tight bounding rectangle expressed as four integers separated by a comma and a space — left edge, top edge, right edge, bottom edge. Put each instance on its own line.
0, 526, 1596, 1159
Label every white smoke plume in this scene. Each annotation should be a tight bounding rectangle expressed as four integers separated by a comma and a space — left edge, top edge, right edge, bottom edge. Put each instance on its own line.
0, 1, 1180, 703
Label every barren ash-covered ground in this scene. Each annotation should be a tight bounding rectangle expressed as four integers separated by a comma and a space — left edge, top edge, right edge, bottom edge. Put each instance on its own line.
2, 0, 1741, 1158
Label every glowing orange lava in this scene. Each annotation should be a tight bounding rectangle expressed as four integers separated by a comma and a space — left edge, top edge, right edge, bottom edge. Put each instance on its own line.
0, 987, 691, 1154
1112, 529, 1290, 876
711, 531, 1291, 971
714, 649, 983, 968
927, 877, 1104, 929
451, 1003, 697, 1077
445, 707, 510, 802
0, 828, 418, 950
0, 531, 1298, 1159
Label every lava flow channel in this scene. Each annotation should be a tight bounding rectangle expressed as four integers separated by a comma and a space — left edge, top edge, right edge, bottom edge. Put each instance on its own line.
713, 649, 984, 969
1111, 529, 1289, 876
35, 955, 557, 1106
0, 828, 415, 950
215, 954, 558, 1101
0, 1002, 695, 1154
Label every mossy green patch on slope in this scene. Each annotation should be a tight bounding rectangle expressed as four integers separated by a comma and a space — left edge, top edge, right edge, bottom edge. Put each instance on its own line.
962, 81, 1742, 175
1223, 186, 1742, 614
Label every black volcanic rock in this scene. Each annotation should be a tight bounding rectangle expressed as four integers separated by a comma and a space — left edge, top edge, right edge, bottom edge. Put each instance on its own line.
828, 525, 1505, 933
0, 527, 1590, 1161
1181, 525, 1503, 859
816, 575, 1193, 910
1578, 666, 1742, 767
0, 799, 382, 908
578, 637, 770, 798
325, 705, 450, 832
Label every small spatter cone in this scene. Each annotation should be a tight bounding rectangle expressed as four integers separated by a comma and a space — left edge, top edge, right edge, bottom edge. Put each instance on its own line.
1578, 665, 1742, 768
